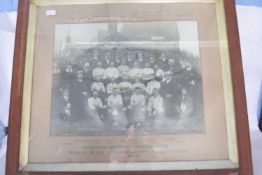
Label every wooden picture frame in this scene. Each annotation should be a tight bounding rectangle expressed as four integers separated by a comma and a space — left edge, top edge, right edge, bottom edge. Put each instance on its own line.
6, 0, 253, 174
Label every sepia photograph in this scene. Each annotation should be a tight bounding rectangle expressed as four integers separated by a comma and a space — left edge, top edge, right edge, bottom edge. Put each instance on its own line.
51, 21, 204, 136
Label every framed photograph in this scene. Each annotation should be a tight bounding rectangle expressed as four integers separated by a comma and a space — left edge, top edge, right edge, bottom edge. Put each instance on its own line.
6, 0, 252, 174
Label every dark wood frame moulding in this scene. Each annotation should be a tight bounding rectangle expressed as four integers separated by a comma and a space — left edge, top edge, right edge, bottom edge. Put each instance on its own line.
6, 0, 253, 174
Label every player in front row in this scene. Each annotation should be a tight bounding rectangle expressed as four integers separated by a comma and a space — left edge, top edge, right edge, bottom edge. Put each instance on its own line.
130, 87, 146, 127
87, 91, 106, 127
148, 88, 164, 119
107, 87, 125, 127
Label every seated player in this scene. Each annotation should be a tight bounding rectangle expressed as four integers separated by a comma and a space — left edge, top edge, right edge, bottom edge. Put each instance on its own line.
130, 87, 146, 127
129, 61, 143, 80
105, 61, 119, 80
132, 78, 146, 93
107, 87, 124, 127
87, 91, 106, 126
107, 78, 120, 94
91, 77, 106, 97
142, 62, 155, 81
117, 59, 130, 79
119, 75, 132, 92
148, 88, 164, 118
92, 61, 106, 80
146, 79, 161, 95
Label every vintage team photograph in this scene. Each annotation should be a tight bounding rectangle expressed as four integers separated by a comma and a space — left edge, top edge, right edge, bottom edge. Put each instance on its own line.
51, 21, 205, 136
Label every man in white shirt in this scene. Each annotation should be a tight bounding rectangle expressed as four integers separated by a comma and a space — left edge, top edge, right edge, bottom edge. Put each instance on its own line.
117, 60, 130, 79
107, 87, 124, 127
91, 77, 106, 98
146, 80, 161, 95
148, 88, 164, 118
88, 91, 104, 110
142, 62, 155, 81
107, 78, 120, 94
130, 87, 146, 106
129, 61, 143, 80
107, 88, 123, 108
130, 87, 146, 127
105, 61, 119, 80
92, 61, 106, 80
119, 75, 132, 95
132, 78, 146, 93
87, 91, 105, 126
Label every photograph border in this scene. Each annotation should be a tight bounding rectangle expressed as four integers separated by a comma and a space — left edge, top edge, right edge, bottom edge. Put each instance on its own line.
6, 0, 252, 174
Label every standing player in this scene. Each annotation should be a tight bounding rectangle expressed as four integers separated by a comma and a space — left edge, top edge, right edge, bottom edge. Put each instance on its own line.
129, 62, 143, 80
92, 61, 106, 80
142, 62, 155, 82
105, 61, 120, 80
